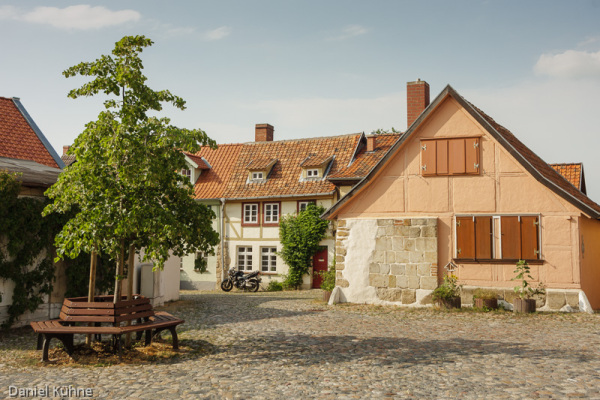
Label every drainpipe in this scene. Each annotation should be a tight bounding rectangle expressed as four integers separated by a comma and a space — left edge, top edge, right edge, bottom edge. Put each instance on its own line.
220, 198, 226, 283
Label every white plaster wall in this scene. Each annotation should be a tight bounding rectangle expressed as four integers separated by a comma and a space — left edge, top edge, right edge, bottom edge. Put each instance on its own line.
338, 219, 381, 304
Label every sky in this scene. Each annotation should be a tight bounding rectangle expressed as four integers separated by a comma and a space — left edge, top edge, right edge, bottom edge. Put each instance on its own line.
1, 1, 600, 200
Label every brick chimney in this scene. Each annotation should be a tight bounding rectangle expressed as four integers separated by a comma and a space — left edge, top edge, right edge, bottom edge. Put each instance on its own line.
407, 79, 430, 128
366, 135, 376, 152
62, 145, 70, 156
255, 124, 274, 142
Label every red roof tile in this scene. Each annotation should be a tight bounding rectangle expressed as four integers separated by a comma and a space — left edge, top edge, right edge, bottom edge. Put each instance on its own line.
185, 153, 210, 169
550, 163, 585, 193
0, 97, 59, 168
192, 144, 243, 199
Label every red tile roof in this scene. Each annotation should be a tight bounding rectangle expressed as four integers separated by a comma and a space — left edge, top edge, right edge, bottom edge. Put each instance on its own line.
192, 144, 243, 199
223, 134, 362, 199
550, 163, 585, 193
329, 133, 401, 180
246, 158, 278, 170
0, 97, 60, 168
300, 154, 335, 168
185, 153, 210, 169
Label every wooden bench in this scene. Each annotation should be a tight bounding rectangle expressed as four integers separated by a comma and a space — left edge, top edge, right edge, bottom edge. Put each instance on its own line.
30, 295, 184, 361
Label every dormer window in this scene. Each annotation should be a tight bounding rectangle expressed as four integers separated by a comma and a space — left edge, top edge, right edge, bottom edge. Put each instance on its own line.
181, 168, 192, 181
246, 158, 277, 183
300, 154, 334, 181
306, 169, 319, 178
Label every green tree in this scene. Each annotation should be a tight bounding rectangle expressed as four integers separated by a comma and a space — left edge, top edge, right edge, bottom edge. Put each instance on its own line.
370, 127, 401, 134
43, 35, 219, 301
278, 204, 329, 289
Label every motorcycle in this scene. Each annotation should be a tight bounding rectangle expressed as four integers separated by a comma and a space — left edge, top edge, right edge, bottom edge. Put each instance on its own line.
221, 268, 261, 292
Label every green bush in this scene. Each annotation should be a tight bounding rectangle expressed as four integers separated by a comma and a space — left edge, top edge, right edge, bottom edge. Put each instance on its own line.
432, 274, 461, 301
319, 264, 336, 292
266, 280, 283, 292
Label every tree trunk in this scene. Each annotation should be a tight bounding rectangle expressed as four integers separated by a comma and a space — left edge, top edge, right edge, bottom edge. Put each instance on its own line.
113, 240, 125, 304
86, 250, 97, 345
125, 244, 135, 347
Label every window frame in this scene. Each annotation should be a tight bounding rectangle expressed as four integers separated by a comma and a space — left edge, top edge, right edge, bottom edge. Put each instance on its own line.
242, 202, 260, 226
454, 214, 542, 263
260, 247, 277, 273
263, 202, 281, 226
251, 171, 264, 181
237, 246, 253, 271
181, 168, 192, 181
306, 169, 319, 178
297, 200, 316, 213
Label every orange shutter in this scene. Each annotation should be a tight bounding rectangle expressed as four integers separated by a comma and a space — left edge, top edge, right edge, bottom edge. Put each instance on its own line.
465, 138, 480, 174
436, 139, 449, 175
456, 217, 475, 259
448, 139, 466, 174
475, 216, 492, 259
520, 216, 540, 260
501, 216, 521, 259
421, 140, 436, 176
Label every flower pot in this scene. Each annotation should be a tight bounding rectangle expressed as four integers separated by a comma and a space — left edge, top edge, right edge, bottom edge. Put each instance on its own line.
513, 298, 536, 313
438, 296, 461, 309
474, 298, 498, 310
322, 291, 332, 303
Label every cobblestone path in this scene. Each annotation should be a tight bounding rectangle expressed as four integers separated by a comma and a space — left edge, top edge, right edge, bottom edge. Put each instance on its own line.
1, 290, 600, 399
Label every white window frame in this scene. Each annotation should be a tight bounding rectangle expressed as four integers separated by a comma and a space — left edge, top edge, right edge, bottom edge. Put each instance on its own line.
261, 247, 277, 273
264, 203, 280, 224
181, 168, 192, 181
237, 246, 253, 271
306, 169, 319, 178
251, 171, 264, 180
243, 203, 259, 224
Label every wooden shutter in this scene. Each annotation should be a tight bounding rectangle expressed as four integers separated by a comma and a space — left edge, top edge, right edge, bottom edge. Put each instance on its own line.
475, 216, 493, 259
436, 139, 449, 175
448, 139, 466, 174
456, 217, 475, 259
520, 216, 540, 260
465, 137, 480, 174
501, 216, 521, 259
421, 140, 436, 176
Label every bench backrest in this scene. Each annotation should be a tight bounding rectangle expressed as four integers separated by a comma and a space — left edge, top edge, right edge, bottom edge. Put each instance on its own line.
60, 295, 155, 325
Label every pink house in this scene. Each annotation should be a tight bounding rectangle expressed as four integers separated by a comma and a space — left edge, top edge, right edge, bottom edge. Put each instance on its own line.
323, 81, 600, 312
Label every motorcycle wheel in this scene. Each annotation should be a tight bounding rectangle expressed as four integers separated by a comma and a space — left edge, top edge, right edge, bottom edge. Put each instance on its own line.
247, 278, 260, 292
221, 279, 233, 292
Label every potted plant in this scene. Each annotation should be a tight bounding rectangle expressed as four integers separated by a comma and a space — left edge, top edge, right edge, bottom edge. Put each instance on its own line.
472, 288, 498, 310
432, 274, 462, 309
319, 265, 336, 302
512, 260, 545, 313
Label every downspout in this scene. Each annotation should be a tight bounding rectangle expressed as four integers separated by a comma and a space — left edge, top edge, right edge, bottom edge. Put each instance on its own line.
220, 198, 226, 283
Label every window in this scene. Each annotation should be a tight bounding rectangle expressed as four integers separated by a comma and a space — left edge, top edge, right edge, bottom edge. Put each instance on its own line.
237, 247, 253, 271
298, 200, 316, 212
243, 203, 259, 225
421, 137, 480, 176
261, 247, 277, 272
306, 169, 319, 178
455, 215, 540, 261
251, 171, 264, 181
263, 202, 280, 225
181, 168, 192, 180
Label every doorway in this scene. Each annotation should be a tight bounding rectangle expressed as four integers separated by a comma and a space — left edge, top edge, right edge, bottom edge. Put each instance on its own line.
312, 246, 328, 289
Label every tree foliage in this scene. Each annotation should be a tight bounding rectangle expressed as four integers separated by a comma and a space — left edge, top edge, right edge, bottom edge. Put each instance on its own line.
43, 36, 219, 295
278, 204, 329, 289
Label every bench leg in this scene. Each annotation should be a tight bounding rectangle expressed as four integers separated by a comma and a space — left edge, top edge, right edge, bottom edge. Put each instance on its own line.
41, 335, 52, 362
145, 329, 152, 346
37, 333, 44, 350
39, 334, 74, 361
169, 327, 179, 350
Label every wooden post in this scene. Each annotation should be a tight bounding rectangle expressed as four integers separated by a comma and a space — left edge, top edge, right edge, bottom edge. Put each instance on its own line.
125, 244, 135, 347
114, 240, 125, 304
86, 250, 97, 345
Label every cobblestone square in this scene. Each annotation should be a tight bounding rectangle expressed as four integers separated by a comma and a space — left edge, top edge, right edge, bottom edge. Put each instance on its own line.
1, 290, 600, 399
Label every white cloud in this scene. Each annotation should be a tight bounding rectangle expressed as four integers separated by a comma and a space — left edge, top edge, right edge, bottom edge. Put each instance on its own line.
534, 49, 600, 79
204, 26, 232, 41
1, 5, 140, 30
328, 25, 368, 41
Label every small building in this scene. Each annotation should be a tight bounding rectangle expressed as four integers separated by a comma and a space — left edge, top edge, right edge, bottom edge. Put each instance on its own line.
323, 81, 600, 312
0, 96, 64, 326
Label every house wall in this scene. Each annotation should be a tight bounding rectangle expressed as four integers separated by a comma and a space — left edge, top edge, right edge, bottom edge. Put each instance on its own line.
223, 197, 335, 289
334, 96, 591, 309
579, 216, 600, 309
180, 200, 221, 290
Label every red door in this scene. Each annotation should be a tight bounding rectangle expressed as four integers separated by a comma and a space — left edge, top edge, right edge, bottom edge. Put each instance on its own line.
312, 247, 328, 289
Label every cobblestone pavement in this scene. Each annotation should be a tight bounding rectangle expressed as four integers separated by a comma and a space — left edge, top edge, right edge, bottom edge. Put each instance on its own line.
1, 290, 600, 399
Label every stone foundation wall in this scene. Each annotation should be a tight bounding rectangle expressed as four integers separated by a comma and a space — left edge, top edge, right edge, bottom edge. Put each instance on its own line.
335, 218, 438, 305
462, 286, 589, 312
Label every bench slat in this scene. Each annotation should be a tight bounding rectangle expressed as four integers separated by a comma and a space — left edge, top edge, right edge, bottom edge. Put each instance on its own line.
115, 310, 155, 323
59, 312, 114, 323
